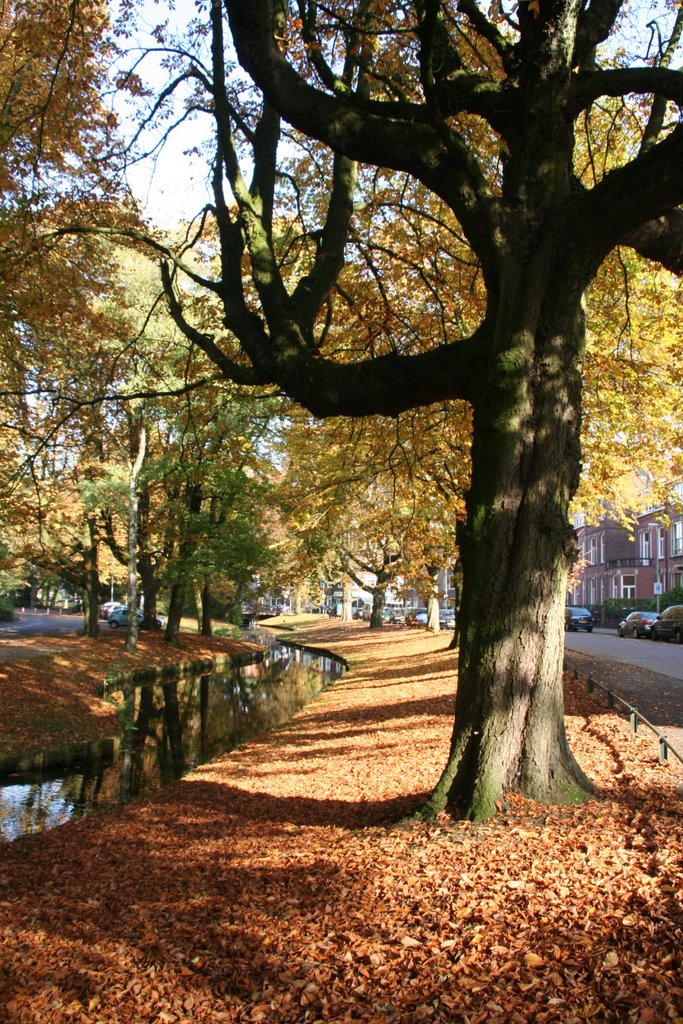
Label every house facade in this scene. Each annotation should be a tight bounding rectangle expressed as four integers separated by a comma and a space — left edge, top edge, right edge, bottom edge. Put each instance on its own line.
568, 483, 683, 619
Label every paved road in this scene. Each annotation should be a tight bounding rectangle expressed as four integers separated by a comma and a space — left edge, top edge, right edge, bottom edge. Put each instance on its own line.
0, 610, 85, 638
564, 628, 683, 681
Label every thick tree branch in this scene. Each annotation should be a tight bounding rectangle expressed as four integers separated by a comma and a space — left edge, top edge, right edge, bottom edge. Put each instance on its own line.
224, 0, 502, 275
621, 210, 683, 274
571, 125, 683, 274
572, 66, 683, 113
291, 153, 358, 330
573, 0, 623, 66
160, 261, 262, 386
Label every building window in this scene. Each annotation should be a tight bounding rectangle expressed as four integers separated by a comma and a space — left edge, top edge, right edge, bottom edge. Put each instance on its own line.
612, 577, 618, 598
590, 577, 596, 604
621, 574, 636, 599
641, 532, 650, 560
659, 527, 666, 560
588, 537, 598, 565
672, 521, 683, 557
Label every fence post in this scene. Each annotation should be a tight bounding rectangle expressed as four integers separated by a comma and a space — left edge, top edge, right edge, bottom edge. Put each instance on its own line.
659, 737, 669, 761
630, 710, 638, 734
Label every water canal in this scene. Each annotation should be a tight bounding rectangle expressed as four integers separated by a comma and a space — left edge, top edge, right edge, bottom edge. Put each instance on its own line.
0, 634, 345, 842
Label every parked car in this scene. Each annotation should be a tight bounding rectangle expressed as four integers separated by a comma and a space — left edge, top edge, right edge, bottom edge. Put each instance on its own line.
109, 607, 164, 629
99, 601, 123, 620
440, 612, 456, 630
649, 605, 683, 644
617, 610, 660, 638
565, 607, 593, 632
403, 608, 426, 625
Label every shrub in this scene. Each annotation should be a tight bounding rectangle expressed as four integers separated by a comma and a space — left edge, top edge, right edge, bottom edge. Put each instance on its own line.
0, 596, 17, 622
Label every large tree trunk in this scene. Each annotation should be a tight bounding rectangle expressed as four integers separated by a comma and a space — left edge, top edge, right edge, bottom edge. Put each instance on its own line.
423, 289, 593, 821
340, 577, 353, 621
426, 595, 440, 634
369, 586, 386, 629
164, 582, 186, 645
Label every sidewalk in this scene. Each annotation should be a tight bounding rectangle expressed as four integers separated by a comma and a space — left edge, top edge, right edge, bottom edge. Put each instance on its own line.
563, 647, 683, 761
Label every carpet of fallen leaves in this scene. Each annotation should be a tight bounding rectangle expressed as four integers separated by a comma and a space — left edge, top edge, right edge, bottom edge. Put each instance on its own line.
0, 630, 262, 759
1, 620, 682, 1024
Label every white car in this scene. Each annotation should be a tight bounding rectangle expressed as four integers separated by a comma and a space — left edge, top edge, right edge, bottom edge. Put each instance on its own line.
99, 601, 124, 620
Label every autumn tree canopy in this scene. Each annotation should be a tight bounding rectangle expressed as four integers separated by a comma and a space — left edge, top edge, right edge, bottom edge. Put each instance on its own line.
1, 0, 680, 820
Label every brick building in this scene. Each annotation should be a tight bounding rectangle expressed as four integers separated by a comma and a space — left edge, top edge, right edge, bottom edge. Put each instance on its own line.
568, 483, 683, 620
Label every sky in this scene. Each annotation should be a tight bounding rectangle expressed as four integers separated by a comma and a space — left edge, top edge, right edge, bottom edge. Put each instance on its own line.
108, 0, 215, 226
110, 0, 682, 227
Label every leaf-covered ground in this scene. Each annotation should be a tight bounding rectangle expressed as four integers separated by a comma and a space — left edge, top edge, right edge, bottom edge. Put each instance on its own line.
0, 629, 262, 759
1, 620, 682, 1023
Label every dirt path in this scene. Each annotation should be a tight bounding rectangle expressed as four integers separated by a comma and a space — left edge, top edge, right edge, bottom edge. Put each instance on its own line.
1, 621, 681, 1023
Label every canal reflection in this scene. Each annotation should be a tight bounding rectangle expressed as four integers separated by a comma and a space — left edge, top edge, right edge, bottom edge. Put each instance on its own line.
0, 642, 344, 842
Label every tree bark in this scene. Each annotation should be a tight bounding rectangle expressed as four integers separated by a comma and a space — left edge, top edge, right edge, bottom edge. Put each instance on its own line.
201, 579, 212, 636
193, 579, 204, 634
340, 577, 353, 621
426, 594, 440, 634
125, 424, 146, 655
82, 518, 100, 640
369, 586, 386, 629
139, 551, 161, 630
164, 581, 186, 646
421, 288, 593, 820
164, 481, 203, 645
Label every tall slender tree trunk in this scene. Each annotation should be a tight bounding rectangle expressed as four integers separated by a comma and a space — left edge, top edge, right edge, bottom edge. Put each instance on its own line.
201, 579, 212, 636
423, 285, 592, 820
193, 579, 204, 633
83, 518, 100, 639
226, 578, 247, 625
125, 424, 146, 655
164, 482, 203, 646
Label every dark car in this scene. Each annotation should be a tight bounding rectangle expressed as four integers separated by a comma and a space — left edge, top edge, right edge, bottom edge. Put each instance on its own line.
617, 610, 660, 639
565, 606, 593, 632
649, 605, 683, 644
